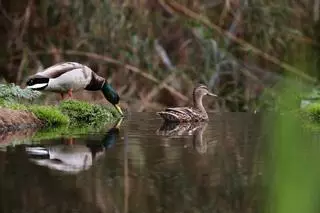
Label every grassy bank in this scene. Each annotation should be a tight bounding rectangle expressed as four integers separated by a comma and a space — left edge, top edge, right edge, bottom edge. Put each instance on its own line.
0, 84, 121, 130
1, 99, 120, 127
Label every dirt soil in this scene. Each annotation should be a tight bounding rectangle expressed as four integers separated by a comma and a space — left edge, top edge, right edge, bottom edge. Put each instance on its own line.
0, 108, 43, 132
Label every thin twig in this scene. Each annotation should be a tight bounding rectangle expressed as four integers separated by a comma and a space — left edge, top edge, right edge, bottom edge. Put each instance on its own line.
158, 0, 175, 15
18, 0, 32, 44
138, 72, 178, 112
0, 1, 13, 23
154, 39, 175, 71
137, 39, 181, 111
33, 49, 189, 102
17, 48, 27, 84
314, 0, 320, 22
218, 0, 231, 26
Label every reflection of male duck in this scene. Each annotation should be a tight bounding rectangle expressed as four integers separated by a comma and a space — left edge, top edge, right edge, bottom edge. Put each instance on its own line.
26, 118, 122, 174
26, 145, 99, 173
157, 121, 215, 154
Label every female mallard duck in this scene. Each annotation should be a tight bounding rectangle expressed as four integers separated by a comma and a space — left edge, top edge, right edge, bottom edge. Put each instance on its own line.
26, 62, 123, 116
157, 85, 217, 122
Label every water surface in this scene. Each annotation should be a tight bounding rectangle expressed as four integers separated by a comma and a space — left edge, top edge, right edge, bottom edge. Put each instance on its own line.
0, 112, 264, 213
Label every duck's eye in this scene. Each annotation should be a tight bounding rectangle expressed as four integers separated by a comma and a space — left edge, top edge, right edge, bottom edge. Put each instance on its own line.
27, 79, 33, 85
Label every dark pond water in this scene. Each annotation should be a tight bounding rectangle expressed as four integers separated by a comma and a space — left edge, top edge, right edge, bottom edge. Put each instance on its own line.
0, 112, 265, 213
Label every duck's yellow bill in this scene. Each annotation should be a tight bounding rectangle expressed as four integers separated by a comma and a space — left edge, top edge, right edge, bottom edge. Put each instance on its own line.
114, 104, 124, 116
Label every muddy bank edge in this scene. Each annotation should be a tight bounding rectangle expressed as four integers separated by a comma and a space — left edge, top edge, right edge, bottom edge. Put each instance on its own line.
0, 108, 43, 132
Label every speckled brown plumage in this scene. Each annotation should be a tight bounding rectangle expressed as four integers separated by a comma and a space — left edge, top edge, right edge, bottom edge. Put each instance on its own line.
157, 85, 217, 122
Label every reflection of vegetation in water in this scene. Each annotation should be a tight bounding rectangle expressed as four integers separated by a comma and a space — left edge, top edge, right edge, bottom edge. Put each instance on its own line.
31, 125, 98, 142
265, 81, 320, 213
0, 118, 123, 150
0, 123, 106, 147
32, 118, 123, 142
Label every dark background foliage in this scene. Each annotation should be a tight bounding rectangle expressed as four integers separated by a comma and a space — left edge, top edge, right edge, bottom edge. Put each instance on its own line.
0, 0, 319, 111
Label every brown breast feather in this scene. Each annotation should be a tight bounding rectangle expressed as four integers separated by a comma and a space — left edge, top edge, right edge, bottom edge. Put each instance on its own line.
84, 71, 106, 91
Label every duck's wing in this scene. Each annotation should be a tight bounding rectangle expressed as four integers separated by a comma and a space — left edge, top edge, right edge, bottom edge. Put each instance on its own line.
163, 107, 207, 121
165, 107, 193, 114
38, 62, 90, 79
25, 146, 49, 156
167, 107, 204, 118
157, 107, 194, 122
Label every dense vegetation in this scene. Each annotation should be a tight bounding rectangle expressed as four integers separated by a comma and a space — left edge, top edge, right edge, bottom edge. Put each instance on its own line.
1, 0, 319, 112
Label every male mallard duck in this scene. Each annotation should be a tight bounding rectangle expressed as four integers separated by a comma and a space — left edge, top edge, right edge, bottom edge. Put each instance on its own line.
157, 85, 217, 122
26, 62, 123, 116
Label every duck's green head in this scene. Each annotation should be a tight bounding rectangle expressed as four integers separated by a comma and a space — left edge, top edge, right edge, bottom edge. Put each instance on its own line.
101, 83, 124, 116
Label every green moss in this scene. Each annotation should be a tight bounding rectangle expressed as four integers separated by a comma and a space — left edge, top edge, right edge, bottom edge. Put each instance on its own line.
59, 100, 114, 125
301, 103, 320, 123
25, 100, 117, 128
1, 102, 28, 111
29, 105, 70, 127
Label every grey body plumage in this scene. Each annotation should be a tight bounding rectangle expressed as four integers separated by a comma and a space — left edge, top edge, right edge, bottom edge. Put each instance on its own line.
26, 62, 123, 116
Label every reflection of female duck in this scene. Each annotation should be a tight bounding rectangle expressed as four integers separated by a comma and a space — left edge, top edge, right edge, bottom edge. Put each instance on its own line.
157, 121, 207, 136
156, 121, 212, 154
26, 119, 122, 174
192, 122, 209, 154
